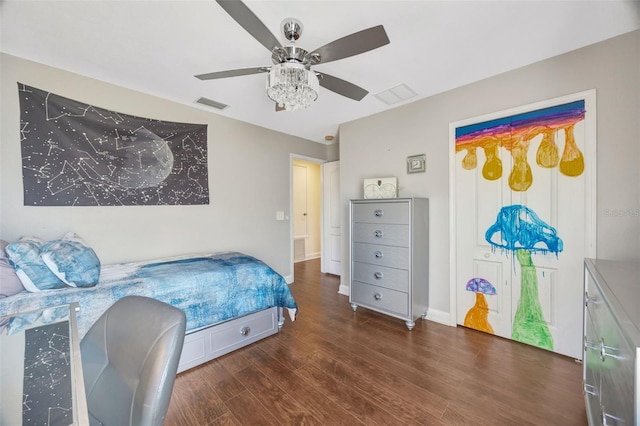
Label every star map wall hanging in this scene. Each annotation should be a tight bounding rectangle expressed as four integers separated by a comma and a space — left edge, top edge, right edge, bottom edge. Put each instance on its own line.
18, 83, 209, 206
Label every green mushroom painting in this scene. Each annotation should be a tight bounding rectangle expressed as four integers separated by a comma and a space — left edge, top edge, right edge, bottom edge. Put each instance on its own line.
485, 204, 563, 351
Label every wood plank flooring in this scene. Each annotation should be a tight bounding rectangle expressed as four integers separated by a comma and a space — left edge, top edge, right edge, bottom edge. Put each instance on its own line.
165, 258, 587, 425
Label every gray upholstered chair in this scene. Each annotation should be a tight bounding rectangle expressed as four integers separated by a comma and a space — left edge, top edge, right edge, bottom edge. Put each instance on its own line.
80, 296, 186, 426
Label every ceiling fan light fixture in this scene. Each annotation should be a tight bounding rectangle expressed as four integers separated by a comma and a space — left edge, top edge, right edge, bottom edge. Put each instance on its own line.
266, 63, 319, 111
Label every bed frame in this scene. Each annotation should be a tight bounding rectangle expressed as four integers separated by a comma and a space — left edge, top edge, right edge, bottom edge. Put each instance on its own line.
177, 306, 284, 372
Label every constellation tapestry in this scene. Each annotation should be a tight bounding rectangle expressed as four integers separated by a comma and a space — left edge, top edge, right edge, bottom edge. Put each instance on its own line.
18, 83, 209, 206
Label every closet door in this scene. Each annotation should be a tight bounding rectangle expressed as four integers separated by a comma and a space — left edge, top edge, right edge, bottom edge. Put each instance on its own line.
455, 138, 512, 339
452, 91, 596, 359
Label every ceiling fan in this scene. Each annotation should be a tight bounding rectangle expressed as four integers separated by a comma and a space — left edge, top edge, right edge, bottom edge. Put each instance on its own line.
195, 0, 390, 111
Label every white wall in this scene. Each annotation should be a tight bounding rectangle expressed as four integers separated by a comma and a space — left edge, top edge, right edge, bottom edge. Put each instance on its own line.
339, 30, 640, 323
0, 54, 331, 280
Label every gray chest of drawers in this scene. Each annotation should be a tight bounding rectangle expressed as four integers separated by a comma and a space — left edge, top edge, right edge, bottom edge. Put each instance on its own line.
349, 198, 428, 330
583, 258, 640, 425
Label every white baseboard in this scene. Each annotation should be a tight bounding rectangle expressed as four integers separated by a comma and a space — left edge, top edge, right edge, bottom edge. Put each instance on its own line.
424, 308, 454, 326
293, 253, 320, 264
338, 282, 349, 296
284, 274, 293, 284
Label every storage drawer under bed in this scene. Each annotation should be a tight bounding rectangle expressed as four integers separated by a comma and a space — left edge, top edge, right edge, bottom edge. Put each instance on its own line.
178, 307, 279, 372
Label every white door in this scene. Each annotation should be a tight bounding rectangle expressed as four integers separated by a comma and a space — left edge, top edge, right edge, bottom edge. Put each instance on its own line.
321, 161, 341, 275
293, 164, 308, 239
452, 91, 596, 359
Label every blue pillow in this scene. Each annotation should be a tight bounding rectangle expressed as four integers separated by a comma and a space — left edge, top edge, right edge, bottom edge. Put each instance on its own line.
6, 237, 66, 292
41, 233, 100, 288
0, 240, 25, 296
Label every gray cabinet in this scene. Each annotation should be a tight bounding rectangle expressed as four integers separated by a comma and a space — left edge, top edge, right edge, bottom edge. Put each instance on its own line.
349, 198, 428, 330
583, 259, 640, 425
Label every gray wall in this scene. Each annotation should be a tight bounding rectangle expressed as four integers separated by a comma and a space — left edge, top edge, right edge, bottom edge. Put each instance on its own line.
339, 30, 640, 322
0, 53, 331, 280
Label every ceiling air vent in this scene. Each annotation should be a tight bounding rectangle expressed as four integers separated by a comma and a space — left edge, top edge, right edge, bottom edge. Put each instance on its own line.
375, 84, 417, 106
195, 97, 228, 110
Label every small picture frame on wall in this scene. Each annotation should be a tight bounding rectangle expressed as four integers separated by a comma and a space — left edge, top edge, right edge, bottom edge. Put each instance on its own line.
407, 154, 426, 174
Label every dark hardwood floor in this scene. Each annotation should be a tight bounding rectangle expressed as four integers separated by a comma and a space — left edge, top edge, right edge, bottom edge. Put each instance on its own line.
165, 258, 587, 425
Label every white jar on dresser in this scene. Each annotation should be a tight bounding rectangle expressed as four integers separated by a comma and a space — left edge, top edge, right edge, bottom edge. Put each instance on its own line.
349, 198, 428, 330
583, 258, 640, 425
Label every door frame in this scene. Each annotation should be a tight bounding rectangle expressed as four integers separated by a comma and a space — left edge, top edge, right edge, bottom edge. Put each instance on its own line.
448, 90, 598, 327
289, 154, 326, 283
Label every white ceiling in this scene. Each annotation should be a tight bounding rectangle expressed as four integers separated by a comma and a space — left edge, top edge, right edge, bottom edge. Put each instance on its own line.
2, 1, 639, 144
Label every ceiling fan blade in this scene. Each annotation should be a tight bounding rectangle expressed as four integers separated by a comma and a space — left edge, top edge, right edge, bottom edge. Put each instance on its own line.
310, 25, 389, 64
318, 73, 368, 101
195, 67, 268, 80
216, 0, 282, 52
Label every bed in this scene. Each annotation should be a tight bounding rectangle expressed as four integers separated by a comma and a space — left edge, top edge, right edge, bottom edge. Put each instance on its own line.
0, 251, 298, 373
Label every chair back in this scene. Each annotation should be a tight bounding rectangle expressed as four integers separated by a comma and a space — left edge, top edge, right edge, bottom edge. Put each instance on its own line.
81, 295, 186, 426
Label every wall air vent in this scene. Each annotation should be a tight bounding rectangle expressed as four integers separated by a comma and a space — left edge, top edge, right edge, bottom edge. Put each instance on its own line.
195, 97, 228, 110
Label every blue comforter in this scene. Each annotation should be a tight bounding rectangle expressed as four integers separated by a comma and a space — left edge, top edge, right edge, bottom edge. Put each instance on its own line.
0, 252, 297, 338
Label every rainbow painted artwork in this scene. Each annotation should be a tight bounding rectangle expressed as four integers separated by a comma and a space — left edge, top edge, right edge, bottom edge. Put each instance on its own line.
455, 100, 586, 191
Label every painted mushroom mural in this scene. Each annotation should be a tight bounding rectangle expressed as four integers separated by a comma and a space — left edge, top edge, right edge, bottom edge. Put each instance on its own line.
484, 204, 563, 351
464, 278, 497, 334
454, 100, 586, 192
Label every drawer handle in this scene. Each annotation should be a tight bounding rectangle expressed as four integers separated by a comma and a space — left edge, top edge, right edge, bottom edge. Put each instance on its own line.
602, 408, 623, 426
374, 230, 383, 238
374, 272, 383, 279
583, 384, 598, 397
584, 293, 598, 306
373, 292, 383, 301
374, 251, 383, 258
373, 209, 383, 218
240, 326, 251, 337
599, 338, 624, 361
584, 337, 599, 352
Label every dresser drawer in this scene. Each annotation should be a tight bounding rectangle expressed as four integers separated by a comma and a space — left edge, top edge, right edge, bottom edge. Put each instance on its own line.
351, 281, 409, 317
592, 320, 634, 423
601, 367, 634, 424
585, 276, 605, 336
583, 259, 640, 426
352, 202, 409, 225
352, 261, 409, 292
585, 276, 635, 424
352, 223, 409, 247
352, 242, 409, 269
583, 313, 602, 425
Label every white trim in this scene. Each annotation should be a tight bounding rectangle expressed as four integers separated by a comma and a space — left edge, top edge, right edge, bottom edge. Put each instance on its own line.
338, 283, 350, 296
448, 113, 458, 326
425, 308, 452, 326
448, 89, 598, 329
582, 90, 598, 259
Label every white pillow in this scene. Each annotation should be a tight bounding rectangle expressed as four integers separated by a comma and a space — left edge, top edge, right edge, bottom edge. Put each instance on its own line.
5, 237, 66, 292
41, 233, 100, 288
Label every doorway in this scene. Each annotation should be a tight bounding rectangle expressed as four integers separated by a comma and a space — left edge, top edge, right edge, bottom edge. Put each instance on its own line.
292, 159, 320, 263
289, 156, 341, 283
